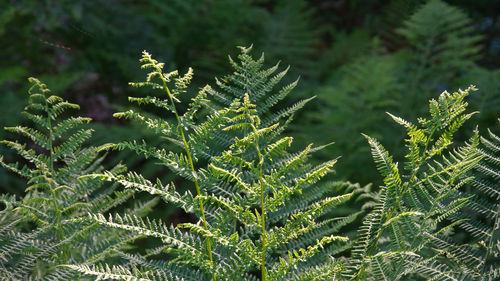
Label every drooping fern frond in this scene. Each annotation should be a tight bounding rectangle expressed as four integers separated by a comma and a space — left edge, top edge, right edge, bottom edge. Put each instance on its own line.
345, 86, 484, 280
0, 78, 149, 280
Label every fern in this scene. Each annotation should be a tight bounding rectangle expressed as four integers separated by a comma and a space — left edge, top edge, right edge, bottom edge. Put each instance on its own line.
302, 0, 491, 188
452, 121, 500, 280
0, 78, 150, 280
346, 86, 483, 280
306, 52, 403, 183
68, 49, 358, 281
2, 43, 497, 281
397, 0, 483, 117
257, 0, 321, 80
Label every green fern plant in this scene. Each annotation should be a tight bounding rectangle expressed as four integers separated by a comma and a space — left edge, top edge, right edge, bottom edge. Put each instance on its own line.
306, 52, 403, 183
396, 0, 483, 118
345, 86, 484, 280
452, 121, 500, 280
0, 78, 153, 280
65, 48, 360, 280
2, 45, 497, 281
302, 0, 491, 187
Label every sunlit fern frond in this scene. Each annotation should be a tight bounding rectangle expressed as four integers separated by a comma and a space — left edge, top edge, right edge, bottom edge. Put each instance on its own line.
0, 78, 146, 280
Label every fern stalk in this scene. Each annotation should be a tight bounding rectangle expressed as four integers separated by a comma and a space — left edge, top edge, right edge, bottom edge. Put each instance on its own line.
406, 40, 432, 113
158, 67, 216, 281
43, 86, 68, 262
258, 154, 267, 281
249, 104, 268, 281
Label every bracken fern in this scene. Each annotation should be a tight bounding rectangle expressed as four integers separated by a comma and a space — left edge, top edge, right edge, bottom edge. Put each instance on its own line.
67, 48, 359, 280
0, 78, 153, 280
454, 121, 500, 280
345, 86, 484, 280
1, 46, 497, 281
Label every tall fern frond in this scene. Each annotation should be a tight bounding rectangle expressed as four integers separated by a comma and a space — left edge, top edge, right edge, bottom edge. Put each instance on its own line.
0, 78, 145, 280
75, 50, 357, 281
451, 121, 500, 280
346, 86, 483, 280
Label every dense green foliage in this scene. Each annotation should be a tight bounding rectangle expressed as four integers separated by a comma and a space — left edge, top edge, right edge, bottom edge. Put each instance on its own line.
1, 0, 499, 280
64, 49, 359, 280
304, 0, 499, 183
0, 79, 156, 279
1, 48, 498, 280
2, 0, 499, 190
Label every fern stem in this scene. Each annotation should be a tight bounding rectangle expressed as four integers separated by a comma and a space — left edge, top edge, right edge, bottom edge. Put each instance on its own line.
161, 76, 216, 281
258, 161, 267, 281
45, 97, 68, 262
249, 119, 267, 281
259, 166, 267, 281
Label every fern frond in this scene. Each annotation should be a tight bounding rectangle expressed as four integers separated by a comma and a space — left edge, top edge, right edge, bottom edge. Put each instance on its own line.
0, 77, 139, 280
349, 85, 483, 280
74, 49, 359, 281
86, 171, 194, 213
65, 264, 154, 281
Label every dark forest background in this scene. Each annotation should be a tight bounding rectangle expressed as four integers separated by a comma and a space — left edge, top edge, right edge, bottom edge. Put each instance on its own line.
1, 0, 498, 210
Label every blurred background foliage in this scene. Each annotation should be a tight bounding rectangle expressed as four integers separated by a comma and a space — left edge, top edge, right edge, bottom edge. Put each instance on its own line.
1, 0, 499, 198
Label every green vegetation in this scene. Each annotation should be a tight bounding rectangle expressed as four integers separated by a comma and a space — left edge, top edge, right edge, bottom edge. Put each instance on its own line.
1, 47, 498, 280
1, 0, 499, 280
0, 78, 155, 279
